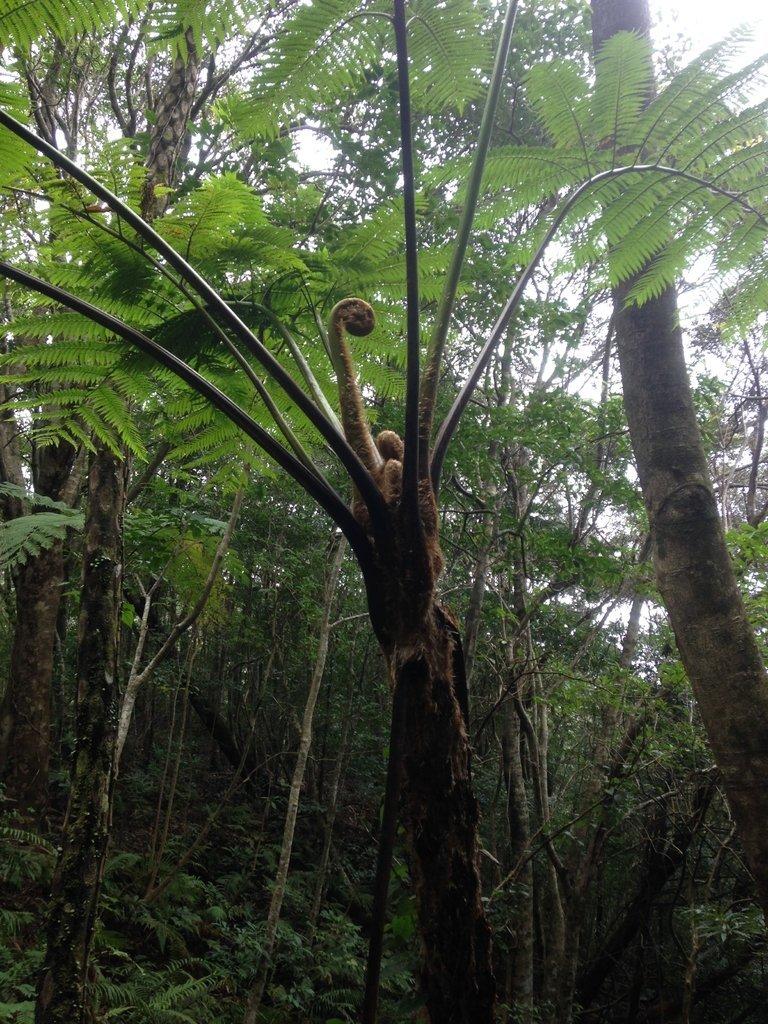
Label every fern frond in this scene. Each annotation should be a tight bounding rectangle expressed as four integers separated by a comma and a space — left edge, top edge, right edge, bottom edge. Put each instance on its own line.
218, 0, 383, 140
525, 59, 592, 164
407, 0, 490, 111
591, 32, 653, 162
0, 508, 84, 570
0, 0, 149, 48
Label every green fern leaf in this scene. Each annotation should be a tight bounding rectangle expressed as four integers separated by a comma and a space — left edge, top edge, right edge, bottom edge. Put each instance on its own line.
0, 0, 149, 49
0, 508, 84, 570
525, 59, 592, 161
591, 31, 653, 161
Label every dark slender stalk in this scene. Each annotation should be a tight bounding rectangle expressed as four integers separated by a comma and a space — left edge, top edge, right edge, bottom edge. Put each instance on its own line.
392, 1, 420, 519
429, 161, 768, 491
418, 0, 519, 474
0, 259, 372, 566
0, 109, 387, 528
361, 674, 407, 1024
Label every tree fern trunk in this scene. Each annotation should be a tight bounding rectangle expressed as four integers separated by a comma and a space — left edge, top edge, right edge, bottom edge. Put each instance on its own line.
395, 608, 496, 1024
141, 28, 200, 221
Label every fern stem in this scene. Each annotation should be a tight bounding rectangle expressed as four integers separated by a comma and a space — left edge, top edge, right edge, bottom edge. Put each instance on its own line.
393, 0, 421, 520
0, 259, 374, 567
418, 0, 519, 475
0, 109, 388, 531
430, 161, 768, 491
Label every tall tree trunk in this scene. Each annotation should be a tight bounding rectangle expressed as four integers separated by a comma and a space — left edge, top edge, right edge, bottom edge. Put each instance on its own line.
35, 447, 125, 1023
1, 543, 65, 811
591, 0, 768, 917
501, 535, 536, 1019
0, 441, 80, 812
35, 27, 206, 1014
500, 681, 534, 1018
244, 536, 345, 1024
0, 59, 86, 813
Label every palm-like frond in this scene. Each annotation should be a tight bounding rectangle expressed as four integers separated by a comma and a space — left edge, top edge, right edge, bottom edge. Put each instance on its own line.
525, 59, 593, 164
441, 30, 768, 312
407, 0, 490, 111
218, 0, 385, 140
590, 30, 652, 158
0, 0, 148, 49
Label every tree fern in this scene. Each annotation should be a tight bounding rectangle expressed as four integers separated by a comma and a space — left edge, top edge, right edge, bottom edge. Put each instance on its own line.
146, 0, 247, 56
590, 30, 652, 157
525, 58, 593, 162
218, 0, 386, 141
0, 83, 31, 183
406, 0, 490, 111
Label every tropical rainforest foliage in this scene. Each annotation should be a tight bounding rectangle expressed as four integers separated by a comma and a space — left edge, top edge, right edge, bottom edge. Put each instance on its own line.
1, 0, 768, 1022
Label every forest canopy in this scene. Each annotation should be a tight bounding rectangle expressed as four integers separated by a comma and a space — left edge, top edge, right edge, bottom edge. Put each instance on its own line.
1, 1, 768, 1022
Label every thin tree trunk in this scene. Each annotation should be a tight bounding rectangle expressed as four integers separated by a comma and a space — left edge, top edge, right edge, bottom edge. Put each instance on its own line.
243, 535, 346, 1023
463, 348, 511, 686
34, 448, 125, 1023
308, 646, 365, 936
500, 681, 534, 1018
145, 643, 195, 896
463, 544, 491, 686
592, 0, 768, 917
189, 689, 261, 781
114, 487, 244, 769
575, 784, 713, 1013
530, 692, 567, 1023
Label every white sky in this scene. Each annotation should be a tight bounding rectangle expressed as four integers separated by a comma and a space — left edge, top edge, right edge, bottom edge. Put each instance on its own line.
655, 0, 766, 57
